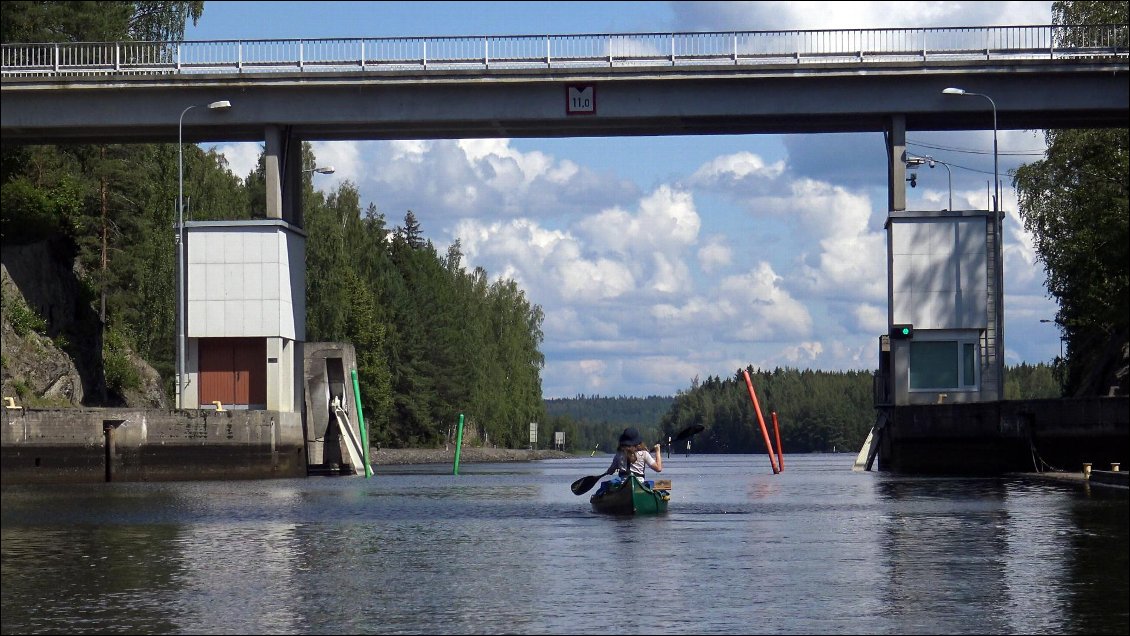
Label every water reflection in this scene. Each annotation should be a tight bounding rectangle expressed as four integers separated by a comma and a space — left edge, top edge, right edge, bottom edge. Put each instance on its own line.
1, 524, 182, 634
2, 456, 1126, 635
1062, 485, 1130, 635
875, 477, 1128, 635
877, 479, 1016, 633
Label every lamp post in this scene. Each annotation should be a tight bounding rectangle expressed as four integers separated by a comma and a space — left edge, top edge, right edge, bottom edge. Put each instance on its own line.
943, 88, 998, 212
1040, 319, 1064, 359
304, 165, 335, 175
926, 157, 953, 211
943, 86, 1003, 399
904, 154, 954, 211
177, 100, 231, 409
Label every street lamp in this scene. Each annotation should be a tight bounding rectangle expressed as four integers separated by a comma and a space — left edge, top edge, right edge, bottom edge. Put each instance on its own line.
177, 99, 231, 409
927, 157, 953, 211
1040, 319, 1064, 359
304, 165, 335, 175
905, 154, 954, 211
943, 86, 1004, 400
943, 87, 998, 213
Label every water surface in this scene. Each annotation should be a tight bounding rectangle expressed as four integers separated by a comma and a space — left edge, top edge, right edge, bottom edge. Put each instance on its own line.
3, 454, 1127, 634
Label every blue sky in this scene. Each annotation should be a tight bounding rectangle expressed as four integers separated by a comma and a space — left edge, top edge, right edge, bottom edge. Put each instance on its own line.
185, 1, 1062, 398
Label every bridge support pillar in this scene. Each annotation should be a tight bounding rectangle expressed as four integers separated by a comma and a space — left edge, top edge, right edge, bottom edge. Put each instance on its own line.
886, 114, 907, 213
263, 125, 305, 227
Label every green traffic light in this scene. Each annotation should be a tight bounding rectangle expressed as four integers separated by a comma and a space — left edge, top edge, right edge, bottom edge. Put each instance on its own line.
901, 327, 910, 335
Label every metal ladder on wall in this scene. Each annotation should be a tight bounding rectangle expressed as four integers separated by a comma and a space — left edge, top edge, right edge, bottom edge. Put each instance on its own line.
984, 217, 1002, 397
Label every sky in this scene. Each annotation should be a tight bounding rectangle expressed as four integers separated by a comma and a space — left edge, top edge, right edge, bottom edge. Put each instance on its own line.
184, 1, 1063, 398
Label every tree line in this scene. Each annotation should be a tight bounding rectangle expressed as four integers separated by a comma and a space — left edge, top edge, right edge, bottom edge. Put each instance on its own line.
1013, 1, 1128, 396
1, 5, 546, 448
295, 150, 546, 448
543, 395, 675, 453
547, 362, 1061, 455
1, 125, 548, 447
1, 2, 1122, 452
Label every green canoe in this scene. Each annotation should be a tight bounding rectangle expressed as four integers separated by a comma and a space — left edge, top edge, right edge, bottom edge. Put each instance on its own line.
589, 474, 670, 515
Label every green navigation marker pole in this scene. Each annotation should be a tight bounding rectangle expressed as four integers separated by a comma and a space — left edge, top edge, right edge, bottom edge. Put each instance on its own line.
453, 413, 465, 475
350, 369, 373, 478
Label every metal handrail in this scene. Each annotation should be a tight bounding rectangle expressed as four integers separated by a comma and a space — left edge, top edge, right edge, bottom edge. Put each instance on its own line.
2, 24, 1126, 77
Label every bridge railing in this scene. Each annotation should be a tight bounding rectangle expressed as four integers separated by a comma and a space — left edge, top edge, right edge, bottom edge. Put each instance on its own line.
3, 24, 1126, 77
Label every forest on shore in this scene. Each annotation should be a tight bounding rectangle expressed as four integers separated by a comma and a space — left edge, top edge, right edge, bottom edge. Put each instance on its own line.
543, 361, 1059, 455
1, 2, 1121, 457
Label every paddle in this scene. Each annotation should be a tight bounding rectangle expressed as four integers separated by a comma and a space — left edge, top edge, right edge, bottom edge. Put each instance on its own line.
570, 424, 705, 496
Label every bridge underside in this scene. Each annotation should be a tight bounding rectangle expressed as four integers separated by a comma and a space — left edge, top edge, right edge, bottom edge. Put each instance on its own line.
4, 59, 1124, 226
2, 61, 1126, 144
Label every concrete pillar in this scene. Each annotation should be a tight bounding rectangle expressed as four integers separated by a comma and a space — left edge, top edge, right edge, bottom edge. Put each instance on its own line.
267, 337, 297, 412
185, 338, 199, 408
887, 114, 907, 212
262, 125, 305, 227
282, 133, 303, 227
264, 125, 284, 219
292, 340, 305, 415
265, 337, 306, 413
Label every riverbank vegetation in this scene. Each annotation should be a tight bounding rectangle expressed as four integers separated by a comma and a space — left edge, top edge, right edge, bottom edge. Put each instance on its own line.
1, 2, 1122, 455
545, 362, 1060, 455
1012, 0, 1129, 397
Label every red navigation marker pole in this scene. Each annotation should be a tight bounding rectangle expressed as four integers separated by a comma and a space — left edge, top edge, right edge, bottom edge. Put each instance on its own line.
742, 369, 780, 474
771, 411, 784, 472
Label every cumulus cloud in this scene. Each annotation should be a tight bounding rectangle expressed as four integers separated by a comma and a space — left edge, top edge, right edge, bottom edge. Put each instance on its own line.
686, 152, 887, 303
646, 261, 813, 344
852, 303, 888, 335
697, 235, 733, 273
452, 217, 639, 302
671, 1, 1053, 31
688, 152, 785, 192
213, 142, 261, 182
577, 185, 701, 254
349, 139, 637, 223
309, 141, 361, 186
454, 183, 705, 304
207, 2, 1063, 397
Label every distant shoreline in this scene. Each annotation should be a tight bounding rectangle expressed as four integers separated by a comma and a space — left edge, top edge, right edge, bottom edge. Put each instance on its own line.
370, 446, 578, 465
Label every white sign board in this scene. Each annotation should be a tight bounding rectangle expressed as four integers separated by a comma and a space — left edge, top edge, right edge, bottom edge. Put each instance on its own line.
529, 422, 538, 444
566, 85, 595, 115
555, 431, 564, 446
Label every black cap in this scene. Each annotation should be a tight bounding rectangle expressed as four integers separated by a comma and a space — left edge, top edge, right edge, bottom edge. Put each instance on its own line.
618, 427, 642, 446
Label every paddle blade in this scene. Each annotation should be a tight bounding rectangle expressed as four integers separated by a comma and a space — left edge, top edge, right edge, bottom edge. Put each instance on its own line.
571, 474, 603, 496
672, 423, 705, 443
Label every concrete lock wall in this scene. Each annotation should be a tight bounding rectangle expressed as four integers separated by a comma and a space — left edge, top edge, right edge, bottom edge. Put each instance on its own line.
302, 342, 361, 474
877, 396, 1129, 474
1, 407, 306, 484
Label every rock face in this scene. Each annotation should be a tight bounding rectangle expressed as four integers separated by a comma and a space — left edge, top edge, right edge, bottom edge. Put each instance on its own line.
1, 237, 167, 409
115, 348, 169, 409
1, 239, 90, 407
0, 311, 84, 406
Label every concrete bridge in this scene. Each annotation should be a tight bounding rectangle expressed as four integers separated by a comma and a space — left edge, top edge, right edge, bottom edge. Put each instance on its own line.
2, 25, 1127, 476
3, 25, 1127, 220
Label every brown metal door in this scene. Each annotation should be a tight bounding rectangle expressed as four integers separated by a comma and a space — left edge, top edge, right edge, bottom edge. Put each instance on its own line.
233, 338, 267, 406
199, 338, 266, 407
199, 338, 235, 405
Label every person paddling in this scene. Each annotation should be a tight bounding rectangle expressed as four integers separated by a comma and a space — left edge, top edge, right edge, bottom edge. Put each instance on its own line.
604, 427, 662, 480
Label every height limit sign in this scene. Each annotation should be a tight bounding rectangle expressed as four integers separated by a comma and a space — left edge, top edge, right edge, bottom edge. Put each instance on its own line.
566, 85, 595, 115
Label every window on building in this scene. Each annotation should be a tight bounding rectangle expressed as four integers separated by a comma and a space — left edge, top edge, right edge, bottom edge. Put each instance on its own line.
909, 337, 980, 391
